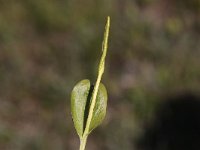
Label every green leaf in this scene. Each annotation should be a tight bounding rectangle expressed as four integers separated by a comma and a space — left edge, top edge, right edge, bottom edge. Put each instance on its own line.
71, 79, 108, 137
71, 79, 91, 137
89, 83, 107, 133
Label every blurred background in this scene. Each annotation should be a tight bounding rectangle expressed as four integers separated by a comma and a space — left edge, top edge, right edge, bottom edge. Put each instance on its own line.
0, 0, 200, 150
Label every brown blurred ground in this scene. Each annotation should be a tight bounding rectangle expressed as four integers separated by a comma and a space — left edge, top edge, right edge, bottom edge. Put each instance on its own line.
0, 0, 200, 150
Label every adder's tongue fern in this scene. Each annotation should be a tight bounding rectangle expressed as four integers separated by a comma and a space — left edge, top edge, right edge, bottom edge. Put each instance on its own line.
70, 16, 110, 150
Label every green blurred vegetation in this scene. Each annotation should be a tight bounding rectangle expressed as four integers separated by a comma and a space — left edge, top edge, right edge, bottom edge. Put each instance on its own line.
0, 0, 200, 149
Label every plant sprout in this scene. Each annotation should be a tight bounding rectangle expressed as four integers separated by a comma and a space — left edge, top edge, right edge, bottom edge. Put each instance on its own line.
71, 17, 110, 150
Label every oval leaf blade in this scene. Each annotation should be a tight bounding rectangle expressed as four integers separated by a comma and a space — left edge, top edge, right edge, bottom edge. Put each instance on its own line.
89, 83, 108, 133
71, 79, 90, 137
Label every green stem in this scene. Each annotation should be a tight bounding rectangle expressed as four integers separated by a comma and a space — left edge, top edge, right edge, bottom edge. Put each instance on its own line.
79, 136, 88, 150
79, 16, 110, 150
83, 16, 110, 138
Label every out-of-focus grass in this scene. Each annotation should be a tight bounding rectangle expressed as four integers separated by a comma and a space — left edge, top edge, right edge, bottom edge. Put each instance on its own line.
0, 0, 200, 149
